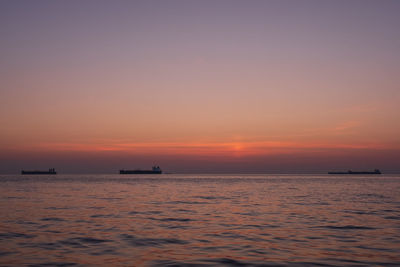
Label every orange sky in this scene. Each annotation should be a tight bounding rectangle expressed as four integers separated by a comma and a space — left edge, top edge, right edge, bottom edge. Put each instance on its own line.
1, 1, 399, 173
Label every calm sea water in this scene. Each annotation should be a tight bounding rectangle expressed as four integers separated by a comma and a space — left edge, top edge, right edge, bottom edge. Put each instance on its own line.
0, 174, 399, 266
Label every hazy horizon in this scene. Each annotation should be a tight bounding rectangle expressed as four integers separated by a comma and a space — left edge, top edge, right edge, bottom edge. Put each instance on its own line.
2, 148, 400, 174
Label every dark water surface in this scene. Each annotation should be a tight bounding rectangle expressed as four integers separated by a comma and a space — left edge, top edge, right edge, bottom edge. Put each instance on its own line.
1, 174, 400, 266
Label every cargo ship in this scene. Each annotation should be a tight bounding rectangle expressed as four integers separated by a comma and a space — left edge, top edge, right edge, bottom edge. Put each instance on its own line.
328, 169, 381, 175
120, 166, 162, 174
21, 168, 57, 175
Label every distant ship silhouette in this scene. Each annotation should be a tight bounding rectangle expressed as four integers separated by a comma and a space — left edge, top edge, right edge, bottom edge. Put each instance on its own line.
328, 169, 381, 175
21, 168, 57, 175
120, 166, 162, 174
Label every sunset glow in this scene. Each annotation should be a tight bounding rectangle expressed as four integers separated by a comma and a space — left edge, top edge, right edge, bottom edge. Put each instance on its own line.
1, 0, 399, 173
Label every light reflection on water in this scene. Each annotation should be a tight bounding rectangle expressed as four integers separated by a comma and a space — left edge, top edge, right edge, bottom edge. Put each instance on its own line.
0, 174, 400, 266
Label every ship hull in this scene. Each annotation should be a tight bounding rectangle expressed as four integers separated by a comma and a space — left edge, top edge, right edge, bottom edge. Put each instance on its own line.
328, 171, 381, 175
21, 171, 57, 175
120, 170, 162, 174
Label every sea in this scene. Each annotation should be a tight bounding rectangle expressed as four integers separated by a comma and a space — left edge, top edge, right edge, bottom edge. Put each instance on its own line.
0, 174, 399, 266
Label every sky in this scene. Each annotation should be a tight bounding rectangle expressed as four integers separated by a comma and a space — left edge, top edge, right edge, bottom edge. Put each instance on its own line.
1, 0, 399, 173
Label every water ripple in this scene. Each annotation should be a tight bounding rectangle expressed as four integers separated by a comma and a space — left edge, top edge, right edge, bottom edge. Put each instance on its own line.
1, 174, 400, 266
120, 234, 188, 247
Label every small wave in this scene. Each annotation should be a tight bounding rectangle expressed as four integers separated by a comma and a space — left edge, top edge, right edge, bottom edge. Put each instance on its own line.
292, 195, 311, 199
220, 233, 247, 239
241, 224, 266, 229
343, 209, 377, 215
316, 202, 330, 205
129, 210, 162, 215
291, 261, 336, 266
86, 206, 105, 210
319, 225, 377, 230
383, 209, 397, 212
151, 258, 289, 267
148, 217, 193, 222
246, 249, 268, 255
44, 230, 61, 234
167, 200, 209, 205
322, 257, 369, 265
238, 211, 261, 216
203, 257, 252, 266
356, 193, 390, 199
199, 246, 228, 251
20, 242, 61, 250
0, 250, 15, 256
193, 195, 230, 200
59, 239, 87, 248
90, 214, 118, 218
305, 236, 323, 240
150, 260, 207, 267
356, 245, 395, 252
173, 208, 197, 213
195, 239, 210, 243
59, 237, 111, 248
28, 262, 78, 267
90, 248, 118, 256
15, 220, 38, 225
74, 219, 91, 223
74, 237, 110, 244
6, 196, 25, 199
385, 215, 400, 220
45, 207, 74, 210
0, 232, 36, 239
41, 217, 66, 222
120, 234, 188, 247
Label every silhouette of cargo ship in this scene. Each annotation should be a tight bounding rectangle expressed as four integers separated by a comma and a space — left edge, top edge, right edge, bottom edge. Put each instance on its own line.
328, 169, 381, 175
120, 166, 162, 174
21, 168, 57, 175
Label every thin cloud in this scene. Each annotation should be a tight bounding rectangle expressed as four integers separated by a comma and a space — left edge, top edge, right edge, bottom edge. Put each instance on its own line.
16, 140, 390, 158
